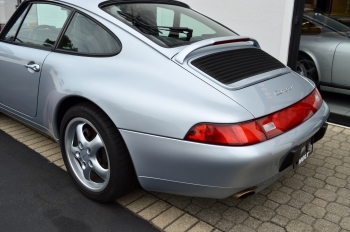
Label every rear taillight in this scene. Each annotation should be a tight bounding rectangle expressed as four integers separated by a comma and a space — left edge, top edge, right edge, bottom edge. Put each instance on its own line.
256, 88, 322, 139
185, 88, 322, 146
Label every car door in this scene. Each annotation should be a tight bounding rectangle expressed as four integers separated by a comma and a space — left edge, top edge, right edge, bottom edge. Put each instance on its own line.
0, 2, 71, 117
332, 41, 350, 87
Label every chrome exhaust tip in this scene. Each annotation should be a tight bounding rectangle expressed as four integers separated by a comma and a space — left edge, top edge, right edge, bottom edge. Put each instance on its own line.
233, 189, 256, 199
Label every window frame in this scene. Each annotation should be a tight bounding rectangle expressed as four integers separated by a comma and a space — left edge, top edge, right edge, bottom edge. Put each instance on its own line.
0, 1, 74, 52
0, 0, 122, 57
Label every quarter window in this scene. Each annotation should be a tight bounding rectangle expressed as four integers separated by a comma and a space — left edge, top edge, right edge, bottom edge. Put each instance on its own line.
15, 4, 71, 48
2, 5, 29, 42
57, 13, 121, 55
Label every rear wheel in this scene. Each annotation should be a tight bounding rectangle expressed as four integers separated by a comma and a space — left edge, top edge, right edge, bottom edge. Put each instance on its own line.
60, 102, 135, 202
296, 54, 319, 85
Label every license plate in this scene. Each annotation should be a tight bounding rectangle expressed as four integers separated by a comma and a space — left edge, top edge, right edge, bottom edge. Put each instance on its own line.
292, 139, 313, 169
298, 140, 313, 165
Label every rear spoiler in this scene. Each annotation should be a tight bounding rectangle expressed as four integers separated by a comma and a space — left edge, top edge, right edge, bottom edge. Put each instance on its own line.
174, 36, 260, 64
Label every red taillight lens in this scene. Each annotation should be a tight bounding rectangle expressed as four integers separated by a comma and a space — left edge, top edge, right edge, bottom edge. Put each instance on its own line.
185, 88, 322, 146
185, 121, 267, 146
256, 88, 322, 139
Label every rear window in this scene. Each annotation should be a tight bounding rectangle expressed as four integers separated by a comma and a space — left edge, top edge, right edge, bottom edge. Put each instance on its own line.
102, 3, 237, 48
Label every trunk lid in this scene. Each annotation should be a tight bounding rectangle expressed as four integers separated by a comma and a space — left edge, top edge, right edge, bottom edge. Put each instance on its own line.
173, 43, 315, 119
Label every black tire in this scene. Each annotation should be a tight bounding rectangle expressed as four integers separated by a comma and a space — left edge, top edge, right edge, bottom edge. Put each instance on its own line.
59, 102, 136, 202
296, 54, 319, 86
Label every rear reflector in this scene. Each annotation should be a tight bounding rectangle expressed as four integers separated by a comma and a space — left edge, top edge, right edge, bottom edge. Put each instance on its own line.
185, 88, 322, 146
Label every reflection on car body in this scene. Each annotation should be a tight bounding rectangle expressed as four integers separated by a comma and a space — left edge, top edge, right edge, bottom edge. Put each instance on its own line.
0, 0, 329, 202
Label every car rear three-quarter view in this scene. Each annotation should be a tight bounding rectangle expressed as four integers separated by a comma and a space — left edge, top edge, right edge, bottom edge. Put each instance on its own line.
0, 0, 329, 203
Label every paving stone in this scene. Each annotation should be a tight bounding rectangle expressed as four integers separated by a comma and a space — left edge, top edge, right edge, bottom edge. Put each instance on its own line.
264, 199, 280, 210
223, 207, 249, 223
47, 153, 63, 162
250, 205, 276, 222
139, 200, 171, 220
324, 141, 340, 149
324, 212, 341, 224
116, 188, 147, 206
164, 214, 198, 232
257, 222, 285, 232
219, 197, 240, 207
237, 199, 255, 211
259, 188, 271, 196
288, 199, 306, 209
167, 195, 191, 210
326, 176, 347, 188
279, 186, 294, 195
325, 157, 343, 166
338, 189, 350, 200
215, 219, 234, 231
314, 219, 341, 232
324, 184, 338, 192
40, 147, 63, 158
336, 166, 350, 176
276, 205, 301, 220
192, 198, 217, 209
336, 197, 350, 207
152, 207, 184, 230
268, 181, 282, 191
196, 209, 222, 225
301, 203, 326, 219
326, 202, 350, 217
53, 159, 64, 167
34, 142, 60, 153
312, 198, 328, 208
335, 172, 347, 180
247, 194, 267, 205
210, 202, 229, 213
126, 194, 158, 213
340, 217, 350, 231
155, 192, 173, 201
307, 157, 324, 166
314, 189, 338, 201
304, 177, 325, 189
298, 214, 315, 225
286, 220, 313, 232
271, 215, 289, 227
291, 190, 314, 203
267, 191, 291, 204
229, 224, 255, 232
296, 167, 315, 177
187, 221, 213, 232
243, 216, 262, 229
184, 204, 202, 215
283, 178, 303, 190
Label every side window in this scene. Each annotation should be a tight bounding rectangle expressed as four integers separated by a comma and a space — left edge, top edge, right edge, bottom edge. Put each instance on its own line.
2, 5, 29, 42
57, 13, 121, 55
16, 4, 71, 48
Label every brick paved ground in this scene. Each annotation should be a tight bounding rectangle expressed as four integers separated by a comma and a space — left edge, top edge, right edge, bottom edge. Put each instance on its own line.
1, 112, 349, 231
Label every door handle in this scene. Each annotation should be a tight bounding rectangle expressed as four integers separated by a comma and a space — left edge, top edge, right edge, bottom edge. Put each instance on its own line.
24, 61, 40, 72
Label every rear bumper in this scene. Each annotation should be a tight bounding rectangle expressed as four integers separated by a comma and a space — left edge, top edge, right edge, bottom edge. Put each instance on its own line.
120, 101, 330, 199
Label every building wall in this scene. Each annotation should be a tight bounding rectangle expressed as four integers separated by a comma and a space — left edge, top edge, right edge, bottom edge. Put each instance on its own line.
0, 0, 17, 28
181, 0, 295, 64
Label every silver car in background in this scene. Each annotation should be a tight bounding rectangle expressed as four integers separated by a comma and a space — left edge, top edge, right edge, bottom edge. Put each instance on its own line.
298, 11, 350, 95
0, 0, 329, 202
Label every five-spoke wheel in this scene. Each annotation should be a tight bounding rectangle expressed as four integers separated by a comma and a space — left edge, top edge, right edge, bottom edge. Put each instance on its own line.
60, 103, 136, 202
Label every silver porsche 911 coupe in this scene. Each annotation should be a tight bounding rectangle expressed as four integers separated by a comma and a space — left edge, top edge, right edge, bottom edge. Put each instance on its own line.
0, 0, 329, 202
298, 11, 350, 95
